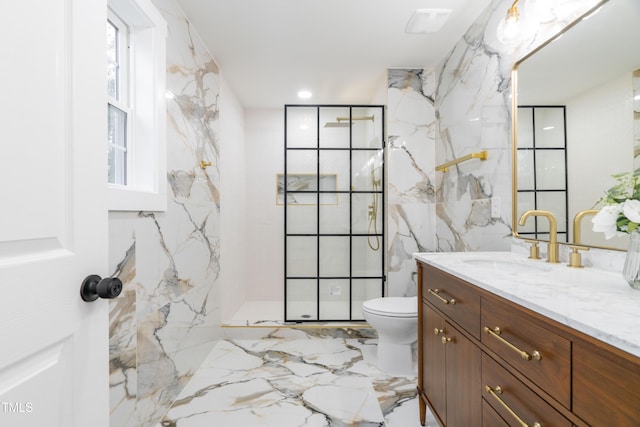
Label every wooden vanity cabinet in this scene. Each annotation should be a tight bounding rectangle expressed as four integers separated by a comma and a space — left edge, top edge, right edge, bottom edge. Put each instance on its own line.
422, 303, 481, 427
421, 304, 446, 422
422, 265, 481, 340
417, 259, 640, 427
573, 341, 640, 426
481, 353, 571, 427
481, 297, 571, 408
418, 264, 481, 426
481, 399, 510, 427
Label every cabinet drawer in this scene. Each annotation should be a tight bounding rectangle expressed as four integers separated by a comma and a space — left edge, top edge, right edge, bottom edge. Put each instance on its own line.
573, 342, 640, 426
422, 264, 481, 339
481, 298, 570, 407
482, 353, 572, 427
482, 399, 509, 427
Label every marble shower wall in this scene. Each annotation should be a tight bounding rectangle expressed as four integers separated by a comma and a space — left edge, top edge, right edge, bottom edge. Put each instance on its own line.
109, 0, 222, 425
386, 69, 437, 297
386, 0, 601, 296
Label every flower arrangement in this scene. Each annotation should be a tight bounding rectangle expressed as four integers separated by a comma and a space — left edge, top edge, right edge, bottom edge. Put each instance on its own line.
592, 169, 640, 239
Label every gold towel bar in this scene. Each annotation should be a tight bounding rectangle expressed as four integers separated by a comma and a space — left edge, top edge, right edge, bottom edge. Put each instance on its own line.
436, 150, 488, 172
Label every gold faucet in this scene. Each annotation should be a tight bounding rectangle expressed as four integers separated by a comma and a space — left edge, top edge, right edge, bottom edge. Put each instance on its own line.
518, 210, 559, 263
523, 239, 541, 260
572, 209, 599, 245
565, 209, 597, 268
567, 244, 589, 268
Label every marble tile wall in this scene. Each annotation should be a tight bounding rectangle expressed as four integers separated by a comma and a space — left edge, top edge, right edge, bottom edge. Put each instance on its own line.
386, 69, 437, 297
108, 0, 223, 425
387, 0, 601, 296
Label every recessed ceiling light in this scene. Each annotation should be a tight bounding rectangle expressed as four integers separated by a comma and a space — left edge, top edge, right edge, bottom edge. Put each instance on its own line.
297, 90, 312, 99
405, 9, 452, 34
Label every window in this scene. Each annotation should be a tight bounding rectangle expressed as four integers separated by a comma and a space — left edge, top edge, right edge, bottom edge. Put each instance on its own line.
107, 12, 129, 186
107, 0, 167, 211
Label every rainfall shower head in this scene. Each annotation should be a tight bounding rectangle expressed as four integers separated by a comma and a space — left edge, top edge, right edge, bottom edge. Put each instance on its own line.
323, 121, 350, 128
323, 115, 375, 128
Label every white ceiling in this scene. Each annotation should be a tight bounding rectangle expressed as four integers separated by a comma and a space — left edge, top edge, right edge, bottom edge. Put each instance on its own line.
174, 0, 493, 109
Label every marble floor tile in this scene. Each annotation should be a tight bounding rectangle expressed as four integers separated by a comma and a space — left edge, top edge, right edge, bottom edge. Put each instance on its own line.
158, 335, 437, 426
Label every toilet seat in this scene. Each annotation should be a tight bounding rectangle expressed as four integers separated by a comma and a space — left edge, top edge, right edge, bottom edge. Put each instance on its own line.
362, 297, 417, 318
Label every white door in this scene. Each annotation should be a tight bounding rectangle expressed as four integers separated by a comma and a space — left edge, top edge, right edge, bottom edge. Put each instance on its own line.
0, 0, 109, 426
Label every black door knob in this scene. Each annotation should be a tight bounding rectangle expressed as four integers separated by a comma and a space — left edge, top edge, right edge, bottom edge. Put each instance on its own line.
80, 274, 122, 302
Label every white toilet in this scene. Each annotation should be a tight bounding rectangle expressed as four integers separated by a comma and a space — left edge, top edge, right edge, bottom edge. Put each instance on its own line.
361, 296, 418, 376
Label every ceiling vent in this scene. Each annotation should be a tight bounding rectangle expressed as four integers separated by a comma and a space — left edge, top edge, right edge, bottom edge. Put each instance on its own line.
405, 8, 452, 34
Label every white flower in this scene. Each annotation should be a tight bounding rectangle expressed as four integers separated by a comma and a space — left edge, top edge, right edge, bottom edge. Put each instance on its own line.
622, 199, 640, 224
592, 204, 622, 239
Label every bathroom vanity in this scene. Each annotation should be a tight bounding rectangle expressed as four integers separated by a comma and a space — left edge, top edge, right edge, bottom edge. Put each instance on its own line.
415, 252, 640, 427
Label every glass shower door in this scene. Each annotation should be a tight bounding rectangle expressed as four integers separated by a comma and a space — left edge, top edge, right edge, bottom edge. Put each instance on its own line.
284, 105, 385, 321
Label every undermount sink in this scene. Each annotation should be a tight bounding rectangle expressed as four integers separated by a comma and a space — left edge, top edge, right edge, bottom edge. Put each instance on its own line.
461, 258, 552, 274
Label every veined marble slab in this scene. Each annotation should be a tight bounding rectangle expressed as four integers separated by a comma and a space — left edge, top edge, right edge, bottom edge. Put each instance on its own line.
222, 322, 377, 340
158, 335, 436, 426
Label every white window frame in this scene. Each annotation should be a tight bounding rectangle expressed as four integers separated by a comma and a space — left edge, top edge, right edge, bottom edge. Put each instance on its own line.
107, 0, 167, 211
107, 11, 131, 187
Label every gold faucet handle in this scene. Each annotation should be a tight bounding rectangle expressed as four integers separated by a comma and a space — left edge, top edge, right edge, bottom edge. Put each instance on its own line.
567, 244, 590, 268
524, 239, 541, 260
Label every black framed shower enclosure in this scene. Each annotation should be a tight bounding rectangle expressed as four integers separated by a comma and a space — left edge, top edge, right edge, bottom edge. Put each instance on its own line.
283, 105, 385, 322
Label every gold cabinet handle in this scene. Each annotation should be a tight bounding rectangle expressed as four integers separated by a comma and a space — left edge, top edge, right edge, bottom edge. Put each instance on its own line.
433, 328, 443, 336
427, 288, 456, 305
483, 326, 542, 361
485, 385, 541, 427
441, 336, 452, 345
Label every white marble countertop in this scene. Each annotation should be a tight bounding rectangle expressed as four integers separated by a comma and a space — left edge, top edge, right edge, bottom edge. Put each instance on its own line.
414, 251, 640, 358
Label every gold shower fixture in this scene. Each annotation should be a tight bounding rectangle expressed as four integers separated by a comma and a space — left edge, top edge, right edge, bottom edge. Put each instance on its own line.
367, 167, 381, 251
324, 115, 375, 128
336, 115, 375, 123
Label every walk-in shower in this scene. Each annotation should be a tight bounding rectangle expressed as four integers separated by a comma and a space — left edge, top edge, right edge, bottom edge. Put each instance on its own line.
284, 105, 385, 321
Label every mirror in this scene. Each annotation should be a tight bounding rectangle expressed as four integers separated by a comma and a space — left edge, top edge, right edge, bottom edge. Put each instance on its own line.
513, 0, 640, 250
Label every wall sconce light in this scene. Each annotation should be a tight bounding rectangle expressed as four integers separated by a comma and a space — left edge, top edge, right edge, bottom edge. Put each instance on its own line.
497, 0, 521, 44
496, 0, 541, 45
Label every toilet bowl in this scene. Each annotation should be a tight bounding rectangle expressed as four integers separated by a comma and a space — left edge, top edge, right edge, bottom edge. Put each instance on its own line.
361, 296, 418, 376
